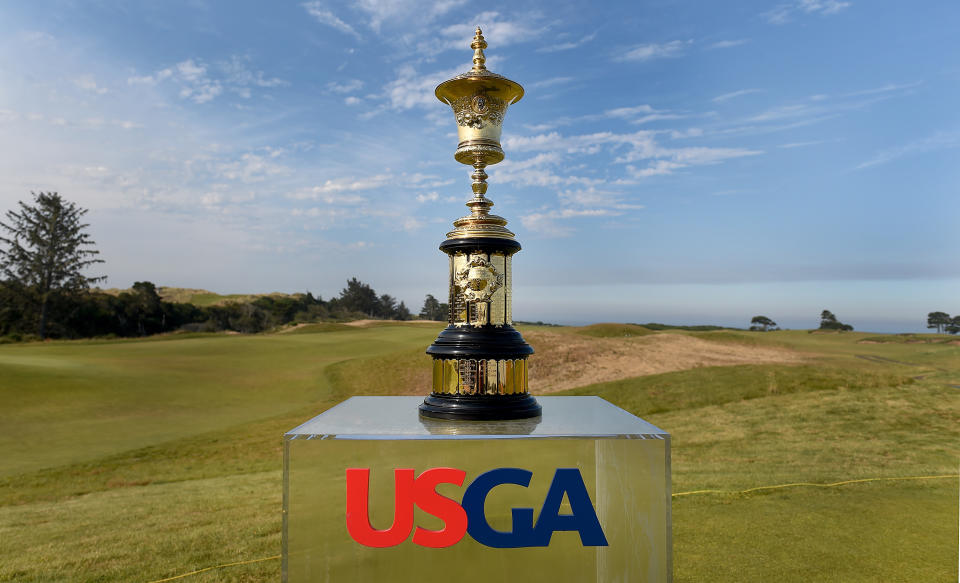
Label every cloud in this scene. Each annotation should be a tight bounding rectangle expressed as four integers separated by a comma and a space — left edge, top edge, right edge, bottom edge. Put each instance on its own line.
528, 77, 574, 89
358, 0, 467, 35
344, 96, 362, 106
855, 131, 959, 170
127, 57, 286, 104
712, 88, 762, 103
215, 152, 291, 183
520, 207, 620, 237
221, 56, 288, 92
705, 39, 749, 50
841, 81, 922, 98
74, 74, 108, 95
302, 2, 362, 39
537, 32, 596, 53
778, 140, 827, 148
327, 79, 364, 94
433, 12, 545, 53
502, 129, 762, 183
764, 0, 851, 24
619, 40, 691, 62
382, 63, 465, 110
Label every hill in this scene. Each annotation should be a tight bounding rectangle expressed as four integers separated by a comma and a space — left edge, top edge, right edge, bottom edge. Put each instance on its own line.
98, 285, 300, 307
0, 325, 956, 581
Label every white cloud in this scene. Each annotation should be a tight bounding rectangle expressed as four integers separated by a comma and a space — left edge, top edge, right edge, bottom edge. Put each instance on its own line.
765, 0, 851, 24
778, 140, 827, 149
416, 191, 440, 203
74, 74, 108, 94
799, 0, 851, 15
627, 160, 685, 178
215, 153, 291, 183
705, 39, 749, 50
712, 89, 762, 103
433, 12, 545, 52
302, 2, 362, 39
127, 57, 285, 104
604, 105, 655, 118
537, 32, 596, 53
745, 104, 810, 123
855, 131, 959, 170
619, 40, 691, 62
528, 77, 575, 89
357, 0, 467, 35
344, 96, 362, 106
327, 79, 364, 94
221, 56, 288, 93
841, 81, 922, 98
383, 63, 464, 110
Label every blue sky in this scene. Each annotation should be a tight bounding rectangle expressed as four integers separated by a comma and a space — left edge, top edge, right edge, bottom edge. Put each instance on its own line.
0, 1, 957, 332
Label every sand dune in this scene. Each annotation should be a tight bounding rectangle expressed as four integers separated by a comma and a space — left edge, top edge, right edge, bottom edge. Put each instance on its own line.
524, 331, 805, 393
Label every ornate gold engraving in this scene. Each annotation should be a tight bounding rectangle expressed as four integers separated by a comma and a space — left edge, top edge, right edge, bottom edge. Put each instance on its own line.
452, 94, 506, 130
431, 357, 530, 395
454, 254, 504, 303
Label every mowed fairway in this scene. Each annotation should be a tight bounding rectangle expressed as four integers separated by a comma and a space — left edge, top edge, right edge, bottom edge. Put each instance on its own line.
0, 325, 957, 581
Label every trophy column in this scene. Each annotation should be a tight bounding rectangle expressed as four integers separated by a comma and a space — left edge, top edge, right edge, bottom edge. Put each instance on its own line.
420, 28, 541, 421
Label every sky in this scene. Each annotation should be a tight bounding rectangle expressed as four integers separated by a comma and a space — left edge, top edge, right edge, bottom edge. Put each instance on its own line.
0, 1, 957, 333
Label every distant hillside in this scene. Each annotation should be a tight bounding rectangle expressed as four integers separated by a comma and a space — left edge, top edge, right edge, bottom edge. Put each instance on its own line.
98, 286, 300, 307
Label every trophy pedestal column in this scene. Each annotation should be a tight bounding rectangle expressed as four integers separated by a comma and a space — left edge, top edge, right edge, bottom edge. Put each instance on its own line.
283, 396, 672, 582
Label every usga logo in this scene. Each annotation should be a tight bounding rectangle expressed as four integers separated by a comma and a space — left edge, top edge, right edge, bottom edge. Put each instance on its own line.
345, 467, 608, 549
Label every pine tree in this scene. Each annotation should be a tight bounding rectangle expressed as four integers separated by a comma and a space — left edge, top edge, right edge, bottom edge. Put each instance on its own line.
0, 192, 105, 337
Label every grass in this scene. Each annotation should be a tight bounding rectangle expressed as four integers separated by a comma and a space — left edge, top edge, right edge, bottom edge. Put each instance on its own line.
0, 324, 957, 581
571, 322, 656, 338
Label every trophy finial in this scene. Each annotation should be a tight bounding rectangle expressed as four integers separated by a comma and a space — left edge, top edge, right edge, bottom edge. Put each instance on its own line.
471, 26, 487, 71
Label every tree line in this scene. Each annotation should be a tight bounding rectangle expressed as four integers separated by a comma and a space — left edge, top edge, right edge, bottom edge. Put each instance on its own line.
0, 192, 449, 341
749, 310, 854, 332
926, 311, 960, 334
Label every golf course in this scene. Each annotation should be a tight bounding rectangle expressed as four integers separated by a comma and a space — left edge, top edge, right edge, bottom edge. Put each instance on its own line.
0, 323, 957, 581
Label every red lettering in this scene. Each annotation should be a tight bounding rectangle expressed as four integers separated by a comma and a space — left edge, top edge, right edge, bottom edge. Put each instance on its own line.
345, 468, 415, 547
411, 467, 468, 548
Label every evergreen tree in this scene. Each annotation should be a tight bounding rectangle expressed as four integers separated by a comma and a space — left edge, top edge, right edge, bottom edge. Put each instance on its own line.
0, 192, 105, 337
926, 311, 951, 334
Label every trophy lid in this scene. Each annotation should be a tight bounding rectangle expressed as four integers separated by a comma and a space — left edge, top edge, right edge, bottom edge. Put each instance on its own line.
435, 27, 524, 106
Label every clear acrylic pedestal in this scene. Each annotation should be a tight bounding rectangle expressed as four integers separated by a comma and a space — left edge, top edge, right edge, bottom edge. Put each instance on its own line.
283, 396, 670, 582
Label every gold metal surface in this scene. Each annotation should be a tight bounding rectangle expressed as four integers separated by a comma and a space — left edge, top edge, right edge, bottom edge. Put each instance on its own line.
514, 359, 525, 393
431, 357, 530, 395
488, 253, 507, 326
432, 359, 443, 393
505, 256, 513, 325
436, 27, 524, 241
485, 359, 498, 395
443, 359, 459, 394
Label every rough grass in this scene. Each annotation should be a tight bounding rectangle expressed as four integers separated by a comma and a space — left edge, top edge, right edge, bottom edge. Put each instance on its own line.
571, 323, 656, 338
0, 324, 957, 581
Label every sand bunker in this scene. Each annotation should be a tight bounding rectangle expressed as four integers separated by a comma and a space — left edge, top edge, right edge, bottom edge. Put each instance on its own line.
524, 331, 805, 393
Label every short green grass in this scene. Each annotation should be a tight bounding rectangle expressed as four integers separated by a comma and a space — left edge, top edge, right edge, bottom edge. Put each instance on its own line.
0, 326, 957, 581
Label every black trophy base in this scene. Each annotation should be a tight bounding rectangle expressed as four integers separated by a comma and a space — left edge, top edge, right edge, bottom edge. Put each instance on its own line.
419, 393, 542, 421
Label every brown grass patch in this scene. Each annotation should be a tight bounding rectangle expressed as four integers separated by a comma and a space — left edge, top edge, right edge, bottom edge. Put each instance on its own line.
525, 331, 806, 393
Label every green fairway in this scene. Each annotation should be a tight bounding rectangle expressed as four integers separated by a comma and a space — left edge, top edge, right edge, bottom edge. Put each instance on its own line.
0, 326, 957, 581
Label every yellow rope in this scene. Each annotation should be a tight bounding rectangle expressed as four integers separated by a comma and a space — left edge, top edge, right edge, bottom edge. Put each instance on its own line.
145, 474, 957, 581
673, 474, 958, 497
146, 554, 280, 583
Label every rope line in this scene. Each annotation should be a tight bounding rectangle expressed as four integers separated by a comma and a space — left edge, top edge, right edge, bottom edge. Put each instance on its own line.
144, 474, 957, 582
146, 554, 280, 583
673, 474, 958, 497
